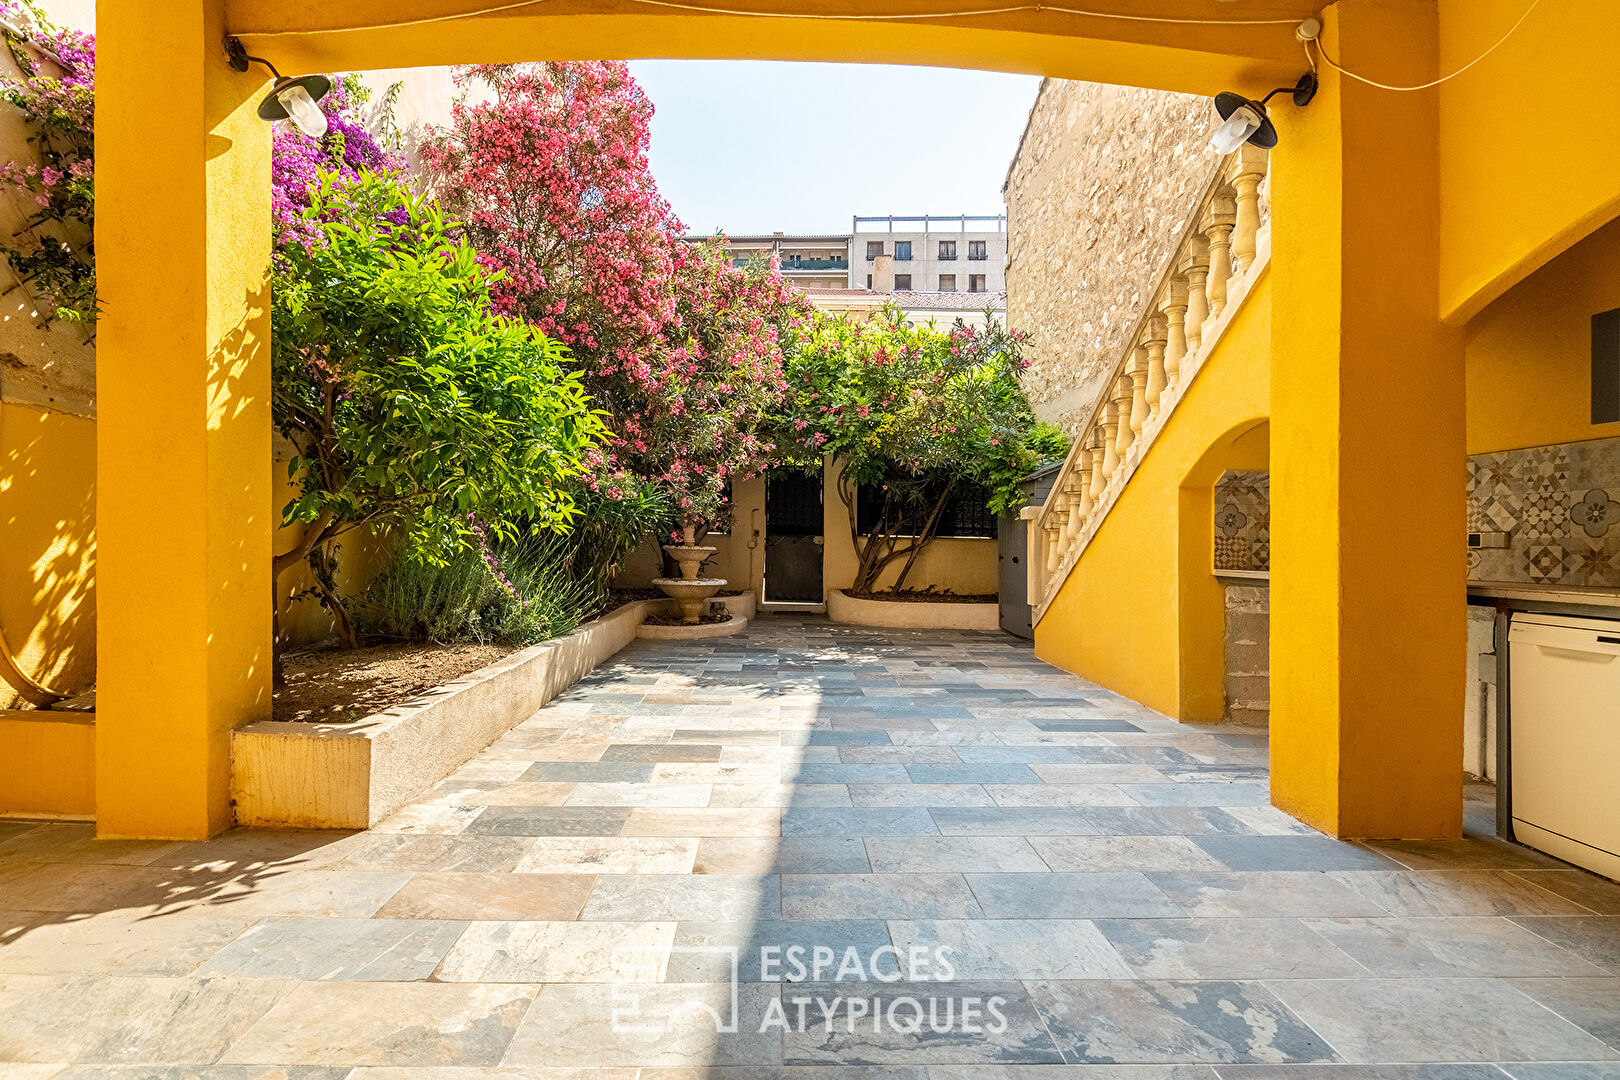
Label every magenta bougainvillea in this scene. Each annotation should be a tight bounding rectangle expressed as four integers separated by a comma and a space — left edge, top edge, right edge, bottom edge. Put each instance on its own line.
422, 61, 811, 530
272, 75, 402, 252
0, 1, 96, 321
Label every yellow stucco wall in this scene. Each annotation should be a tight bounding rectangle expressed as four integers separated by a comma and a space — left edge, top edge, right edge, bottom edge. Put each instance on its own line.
1034, 276, 1271, 716
821, 457, 1000, 600
1465, 215, 1620, 455
0, 404, 95, 707
1438, 0, 1620, 324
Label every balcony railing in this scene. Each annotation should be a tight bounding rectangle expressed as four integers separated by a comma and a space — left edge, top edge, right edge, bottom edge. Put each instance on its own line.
734, 257, 849, 271
1025, 145, 1270, 624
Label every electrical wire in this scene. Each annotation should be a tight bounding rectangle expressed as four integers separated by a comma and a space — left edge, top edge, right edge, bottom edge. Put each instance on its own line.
1310, 0, 1540, 92
231, 0, 1305, 38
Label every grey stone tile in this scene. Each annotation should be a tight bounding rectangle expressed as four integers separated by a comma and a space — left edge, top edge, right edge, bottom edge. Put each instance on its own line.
622, 808, 781, 836
1078, 807, 1256, 836
520, 761, 658, 782
52, 1068, 352, 1080
1361, 839, 1569, 872
463, 806, 631, 837
219, 980, 536, 1066
327, 834, 534, 872
1031, 764, 1179, 784
1501, 1065, 1620, 1080
0, 974, 293, 1064
196, 917, 466, 980
803, 731, 893, 746
695, 837, 872, 875
1026, 979, 1337, 1064
1148, 872, 1390, 918
513, 836, 698, 874
1511, 977, 1620, 1051
1123, 784, 1272, 808
908, 764, 1044, 785
1265, 978, 1620, 1063
790, 764, 913, 784
373, 872, 594, 921
929, 807, 1095, 834
1096, 917, 1365, 979
782, 874, 984, 920
839, 746, 963, 764
434, 920, 675, 982
1508, 872, 1620, 915
930, 1068, 1219, 1080
1509, 918, 1620, 974
953, 746, 1089, 764
504, 982, 781, 1066
968, 871, 1183, 918
1217, 1067, 1510, 1080
0, 908, 263, 976
849, 784, 996, 807
601, 743, 722, 762
1032, 836, 1227, 872
581, 873, 781, 921
866, 837, 1049, 873
667, 919, 894, 981
782, 808, 939, 836
781, 981, 1063, 1065
1193, 836, 1400, 872
1328, 871, 1597, 917
889, 919, 1132, 979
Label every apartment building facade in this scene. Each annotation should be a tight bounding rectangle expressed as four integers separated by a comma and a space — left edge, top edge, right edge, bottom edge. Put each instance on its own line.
849, 214, 1007, 295
686, 232, 852, 290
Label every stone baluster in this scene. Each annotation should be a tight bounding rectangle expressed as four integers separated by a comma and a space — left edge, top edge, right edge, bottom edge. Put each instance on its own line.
1070, 448, 1094, 530
1109, 373, 1134, 466
1203, 196, 1236, 334
1230, 151, 1266, 278
1097, 403, 1121, 490
1141, 314, 1169, 420
1181, 238, 1210, 356
1160, 278, 1188, 391
1127, 345, 1151, 442
1044, 508, 1067, 576
1088, 425, 1110, 504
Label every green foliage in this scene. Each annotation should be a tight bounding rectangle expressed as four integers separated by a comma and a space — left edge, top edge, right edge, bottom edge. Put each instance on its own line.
774, 307, 1065, 591
536, 478, 670, 598
353, 538, 597, 648
271, 169, 609, 572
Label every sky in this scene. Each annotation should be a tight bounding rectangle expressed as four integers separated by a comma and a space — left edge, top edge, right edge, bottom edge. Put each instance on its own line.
628, 61, 1042, 237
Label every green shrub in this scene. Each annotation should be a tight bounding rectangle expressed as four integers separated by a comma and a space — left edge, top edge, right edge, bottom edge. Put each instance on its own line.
354, 536, 597, 648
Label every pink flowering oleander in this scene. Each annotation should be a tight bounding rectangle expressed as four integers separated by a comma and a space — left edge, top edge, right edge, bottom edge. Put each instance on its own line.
422, 60, 811, 531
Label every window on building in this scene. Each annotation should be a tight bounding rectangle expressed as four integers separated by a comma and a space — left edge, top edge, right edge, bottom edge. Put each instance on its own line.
938, 274, 957, 292
866, 241, 884, 260
969, 274, 987, 292
895, 241, 912, 261
856, 473, 998, 539
968, 240, 987, 260
938, 240, 957, 260
894, 274, 912, 290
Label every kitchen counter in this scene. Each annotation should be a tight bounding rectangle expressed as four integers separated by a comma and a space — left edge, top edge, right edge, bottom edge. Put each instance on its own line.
1468, 580, 1620, 613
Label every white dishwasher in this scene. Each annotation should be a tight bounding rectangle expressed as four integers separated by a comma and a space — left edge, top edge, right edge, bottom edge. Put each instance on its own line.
1509, 611, 1620, 880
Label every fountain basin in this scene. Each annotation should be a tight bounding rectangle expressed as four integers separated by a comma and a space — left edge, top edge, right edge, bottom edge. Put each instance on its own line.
651, 577, 726, 623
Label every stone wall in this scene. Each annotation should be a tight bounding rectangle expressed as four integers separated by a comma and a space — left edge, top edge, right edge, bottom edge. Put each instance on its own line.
1003, 79, 1219, 435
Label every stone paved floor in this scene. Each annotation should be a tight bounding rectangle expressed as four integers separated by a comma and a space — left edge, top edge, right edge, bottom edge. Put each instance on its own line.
2, 615, 1620, 1078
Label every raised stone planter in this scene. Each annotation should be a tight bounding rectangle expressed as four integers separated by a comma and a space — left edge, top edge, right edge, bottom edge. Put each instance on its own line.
231, 599, 659, 829
827, 589, 1001, 631
636, 614, 748, 640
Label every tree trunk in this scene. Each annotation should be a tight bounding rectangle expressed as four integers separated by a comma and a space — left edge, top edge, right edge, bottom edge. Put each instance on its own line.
891, 481, 956, 592
269, 510, 334, 687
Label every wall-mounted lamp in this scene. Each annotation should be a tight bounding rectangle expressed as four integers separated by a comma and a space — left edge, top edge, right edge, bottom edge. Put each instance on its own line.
224, 37, 331, 139
1208, 72, 1318, 153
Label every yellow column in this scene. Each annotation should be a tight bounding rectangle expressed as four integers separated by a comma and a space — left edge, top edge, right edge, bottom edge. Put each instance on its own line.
97, 1, 273, 837
1269, 0, 1464, 838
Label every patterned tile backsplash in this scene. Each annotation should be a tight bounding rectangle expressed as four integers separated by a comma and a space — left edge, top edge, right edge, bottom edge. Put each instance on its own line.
1213, 470, 1270, 573
1467, 436, 1620, 587
1210, 437, 1620, 587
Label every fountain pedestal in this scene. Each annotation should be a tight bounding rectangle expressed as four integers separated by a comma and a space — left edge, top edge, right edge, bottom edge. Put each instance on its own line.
653, 522, 726, 625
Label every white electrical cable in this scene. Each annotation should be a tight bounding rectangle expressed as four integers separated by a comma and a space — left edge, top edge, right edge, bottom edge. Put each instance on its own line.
1311, 0, 1540, 92
232, 0, 1305, 38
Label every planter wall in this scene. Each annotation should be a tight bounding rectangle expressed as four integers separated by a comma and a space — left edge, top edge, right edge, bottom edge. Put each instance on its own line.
232, 599, 660, 829
827, 589, 1001, 631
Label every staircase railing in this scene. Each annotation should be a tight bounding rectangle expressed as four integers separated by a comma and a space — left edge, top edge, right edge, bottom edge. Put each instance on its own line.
1025, 144, 1271, 625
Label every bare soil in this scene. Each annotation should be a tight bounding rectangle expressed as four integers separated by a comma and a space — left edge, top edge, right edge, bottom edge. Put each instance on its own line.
845, 589, 998, 604
642, 611, 735, 626
273, 641, 512, 724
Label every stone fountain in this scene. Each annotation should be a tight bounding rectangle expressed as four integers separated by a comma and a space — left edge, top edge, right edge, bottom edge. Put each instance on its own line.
652, 521, 727, 624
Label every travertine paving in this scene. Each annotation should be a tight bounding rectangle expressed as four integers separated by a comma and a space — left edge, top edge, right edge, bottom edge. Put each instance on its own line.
2, 615, 1619, 1078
